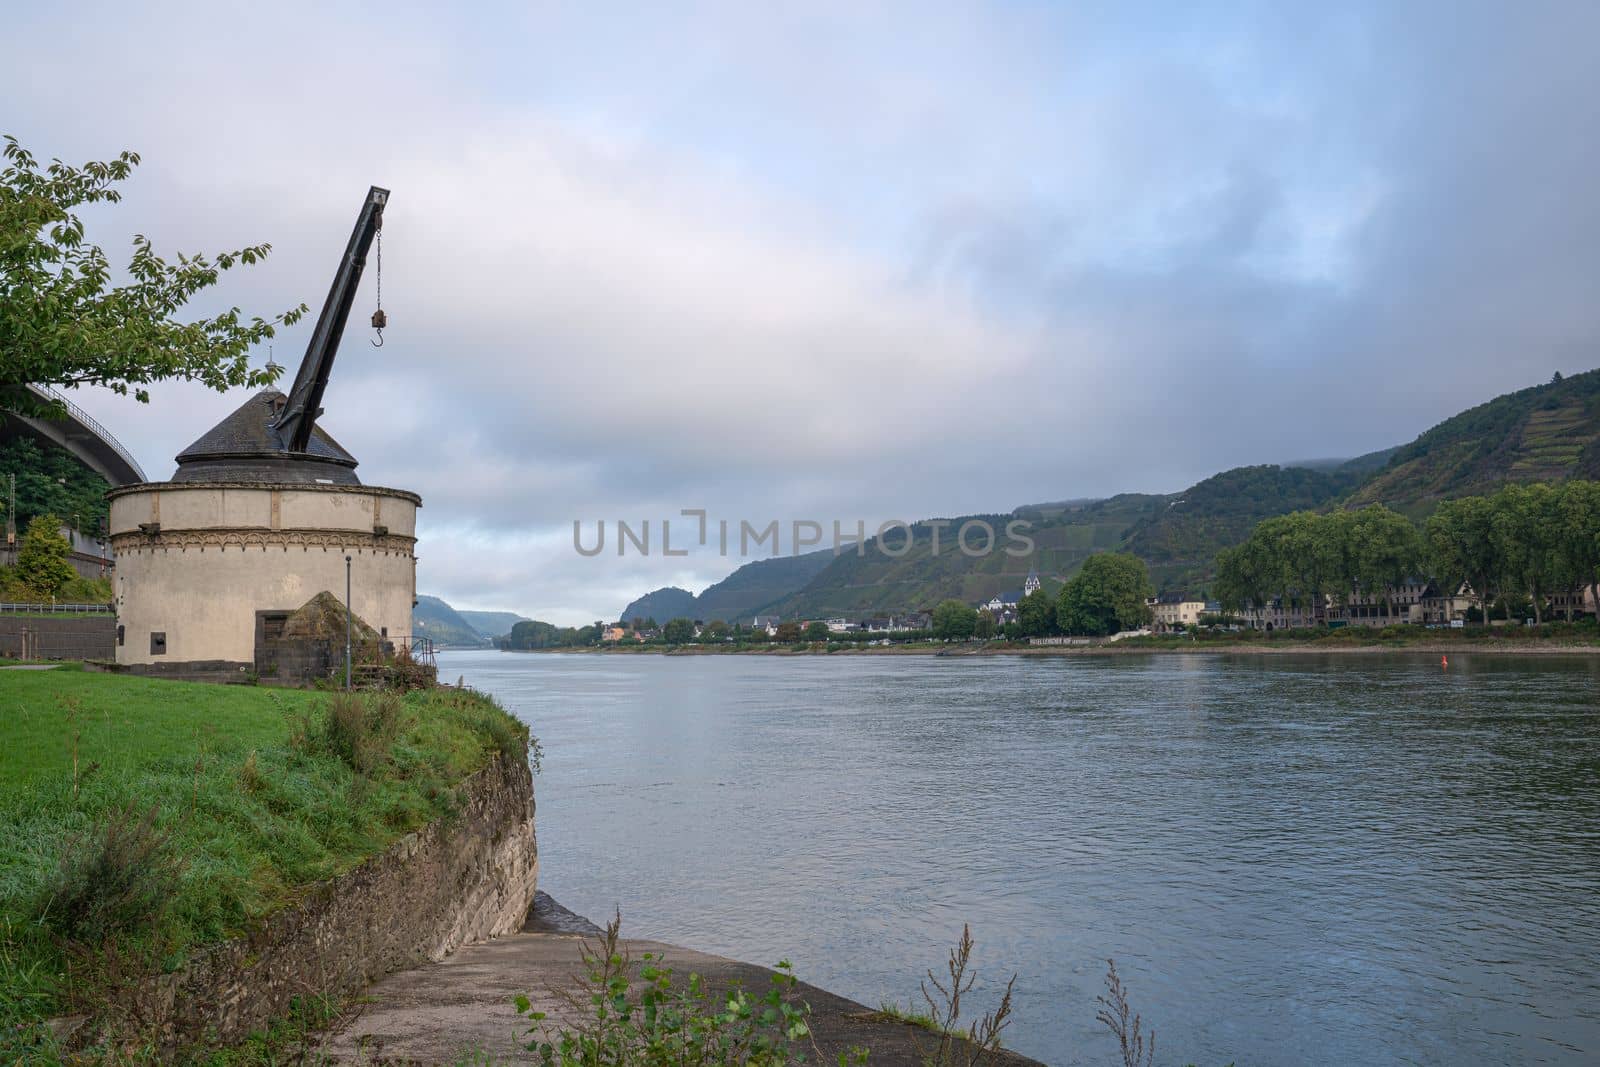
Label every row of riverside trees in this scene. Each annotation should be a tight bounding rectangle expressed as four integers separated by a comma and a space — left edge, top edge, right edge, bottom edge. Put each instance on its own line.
1212, 482, 1600, 625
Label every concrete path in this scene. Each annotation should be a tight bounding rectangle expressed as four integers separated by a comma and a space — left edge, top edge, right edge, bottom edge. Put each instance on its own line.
0, 663, 58, 670
320, 895, 1041, 1065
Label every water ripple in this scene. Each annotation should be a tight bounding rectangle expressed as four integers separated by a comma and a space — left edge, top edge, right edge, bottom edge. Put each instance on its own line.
443, 650, 1600, 1066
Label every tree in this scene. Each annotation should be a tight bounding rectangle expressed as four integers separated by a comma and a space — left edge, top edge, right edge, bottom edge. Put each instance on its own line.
1492, 483, 1562, 624
704, 619, 730, 640
15, 513, 75, 594
1214, 540, 1270, 615
0, 437, 110, 533
1346, 505, 1422, 621
2, 137, 307, 418
662, 617, 696, 644
1555, 481, 1600, 621
974, 609, 997, 639
1426, 496, 1500, 625
802, 620, 830, 642
1057, 553, 1154, 636
1017, 588, 1057, 637
1279, 511, 1343, 623
931, 599, 977, 640
774, 621, 801, 643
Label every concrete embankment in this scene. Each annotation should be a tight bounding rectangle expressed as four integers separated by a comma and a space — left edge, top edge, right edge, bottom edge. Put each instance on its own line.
320, 893, 1043, 1065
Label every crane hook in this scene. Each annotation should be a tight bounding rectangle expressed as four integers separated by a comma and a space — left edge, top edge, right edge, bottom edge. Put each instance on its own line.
370, 227, 385, 347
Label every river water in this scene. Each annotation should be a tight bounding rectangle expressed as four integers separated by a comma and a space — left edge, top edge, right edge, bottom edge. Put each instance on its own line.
437, 649, 1600, 1066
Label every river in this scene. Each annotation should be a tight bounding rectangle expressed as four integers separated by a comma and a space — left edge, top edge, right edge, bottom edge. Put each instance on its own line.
437, 649, 1600, 1066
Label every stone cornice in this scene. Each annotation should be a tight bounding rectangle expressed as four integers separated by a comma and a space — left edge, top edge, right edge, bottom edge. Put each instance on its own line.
106, 481, 423, 506
110, 528, 418, 553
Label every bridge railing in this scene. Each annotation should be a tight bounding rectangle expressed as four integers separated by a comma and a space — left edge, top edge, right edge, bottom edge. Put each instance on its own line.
26, 385, 148, 483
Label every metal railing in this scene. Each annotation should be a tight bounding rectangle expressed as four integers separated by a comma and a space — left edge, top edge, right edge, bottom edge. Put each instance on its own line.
26, 384, 149, 482
0, 601, 115, 615
387, 634, 436, 664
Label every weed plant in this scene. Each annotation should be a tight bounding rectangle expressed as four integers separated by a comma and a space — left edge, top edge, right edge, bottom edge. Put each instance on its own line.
515, 912, 864, 1066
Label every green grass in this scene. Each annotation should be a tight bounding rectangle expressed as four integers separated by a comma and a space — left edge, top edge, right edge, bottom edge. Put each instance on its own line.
0, 670, 322, 791
0, 674, 529, 1050
865, 1000, 946, 1034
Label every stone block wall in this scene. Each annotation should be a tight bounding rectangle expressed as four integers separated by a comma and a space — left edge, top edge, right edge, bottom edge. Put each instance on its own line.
0, 615, 116, 660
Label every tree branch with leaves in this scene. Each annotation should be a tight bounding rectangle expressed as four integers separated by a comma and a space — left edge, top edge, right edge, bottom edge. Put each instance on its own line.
0, 135, 305, 417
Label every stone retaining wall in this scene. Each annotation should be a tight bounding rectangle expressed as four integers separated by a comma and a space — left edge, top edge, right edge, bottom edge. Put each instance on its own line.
0, 615, 116, 660
82, 747, 537, 1053
83, 657, 255, 684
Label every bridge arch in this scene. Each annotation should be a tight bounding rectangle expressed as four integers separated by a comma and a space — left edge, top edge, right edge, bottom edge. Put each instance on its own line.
2, 385, 147, 487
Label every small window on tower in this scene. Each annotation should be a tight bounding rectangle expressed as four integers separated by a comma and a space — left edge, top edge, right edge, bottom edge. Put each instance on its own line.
150, 632, 167, 655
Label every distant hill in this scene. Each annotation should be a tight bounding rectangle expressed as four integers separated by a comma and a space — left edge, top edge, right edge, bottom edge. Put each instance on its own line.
413, 595, 491, 647
609, 368, 1598, 616
620, 586, 698, 624
1012, 496, 1107, 520
1126, 464, 1362, 590
456, 610, 530, 641
694, 550, 835, 621
1281, 447, 1398, 475
1348, 368, 1600, 516
617, 552, 835, 626
1335, 446, 1401, 477
762, 496, 1164, 619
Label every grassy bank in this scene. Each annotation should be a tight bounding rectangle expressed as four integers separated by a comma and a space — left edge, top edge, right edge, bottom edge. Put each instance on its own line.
0, 667, 529, 1058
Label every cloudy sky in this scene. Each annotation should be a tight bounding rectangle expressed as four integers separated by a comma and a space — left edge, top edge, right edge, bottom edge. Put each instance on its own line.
8, 1, 1599, 624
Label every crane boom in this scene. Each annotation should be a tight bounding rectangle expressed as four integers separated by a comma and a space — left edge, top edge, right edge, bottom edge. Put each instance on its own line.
274, 185, 389, 453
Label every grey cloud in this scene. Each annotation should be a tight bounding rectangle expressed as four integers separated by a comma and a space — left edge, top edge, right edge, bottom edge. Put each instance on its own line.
11, 1, 1600, 622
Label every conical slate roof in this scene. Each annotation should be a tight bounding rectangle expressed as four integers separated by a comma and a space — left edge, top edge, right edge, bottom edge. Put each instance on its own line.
171, 389, 361, 485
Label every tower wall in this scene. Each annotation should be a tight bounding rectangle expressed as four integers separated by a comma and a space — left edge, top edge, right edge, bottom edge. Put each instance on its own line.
108, 483, 419, 667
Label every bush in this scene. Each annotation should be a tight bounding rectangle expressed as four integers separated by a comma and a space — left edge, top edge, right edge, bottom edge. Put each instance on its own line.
316, 691, 405, 775
33, 806, 184, 953
14, 515, 76, 596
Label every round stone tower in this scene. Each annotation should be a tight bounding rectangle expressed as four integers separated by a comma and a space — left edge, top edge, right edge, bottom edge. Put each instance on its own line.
107, 184, 418, 673
108, 389, 419, 669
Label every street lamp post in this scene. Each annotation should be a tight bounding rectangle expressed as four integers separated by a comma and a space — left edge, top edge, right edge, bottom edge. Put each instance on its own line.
345, 554, 353, 690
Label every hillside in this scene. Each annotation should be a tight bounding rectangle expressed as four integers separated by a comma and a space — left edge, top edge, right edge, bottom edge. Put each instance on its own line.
413, 595, 491, 647
763, 496, 1165, 618
0, 434, 111, 532
456, 610, 530, 641
694, 549, 834, 621
1127, 464, 1361, 590
607, 368, 1597, 617
1348, 369, 1600, 516
620, 586, 697, 624
618, 552, 836, 624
